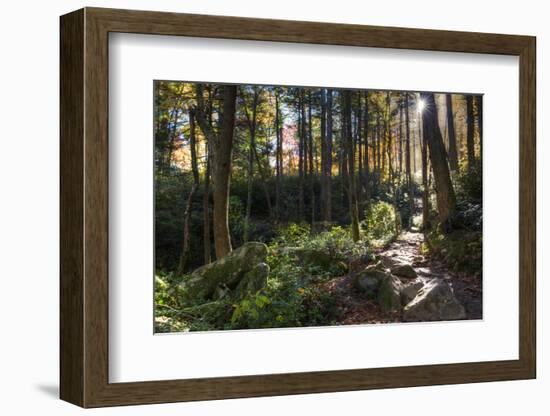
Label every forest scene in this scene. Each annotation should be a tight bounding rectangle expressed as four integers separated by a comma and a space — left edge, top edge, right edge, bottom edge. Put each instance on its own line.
154, 81, 483, 333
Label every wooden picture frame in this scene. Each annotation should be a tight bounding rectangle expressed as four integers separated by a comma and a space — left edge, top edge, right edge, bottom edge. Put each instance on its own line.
60, 7, 536, 408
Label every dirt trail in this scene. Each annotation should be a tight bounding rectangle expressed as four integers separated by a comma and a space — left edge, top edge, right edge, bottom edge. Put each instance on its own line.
322, 231, 482, 325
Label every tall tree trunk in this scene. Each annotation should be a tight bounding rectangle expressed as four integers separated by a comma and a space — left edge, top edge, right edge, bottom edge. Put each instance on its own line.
421, 92, 456, 231
398, 101, 403, 175
363, 91, 370, 207
446, 94, 459, 171
195, 84, 237, 259
298, 92, 305, 219
405, 93, 414, 228
466, 94, 475, 171
420, 107, 430, 231
320, 88, 328, 221
203, 139, 211, 264
177, 109, 199, 274
322, 89, 333, 222
476, 95, 483, 157
308, 91, 315, 223
275, 89, 282, 221
243, 89, 259, 242
342, 90, 361, 242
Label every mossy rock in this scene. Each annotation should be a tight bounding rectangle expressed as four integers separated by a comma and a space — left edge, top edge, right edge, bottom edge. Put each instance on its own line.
181, 242, 268, 300
377, 274, 403, 313
403, 279, 466, 322
234, 262, 270, 299
391, 264, 417, 279
354, 266, 389, 298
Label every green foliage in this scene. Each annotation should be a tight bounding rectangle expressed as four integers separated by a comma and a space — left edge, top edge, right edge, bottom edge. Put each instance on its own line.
362, 201, 401, 245
425, 228, 482, 276
455, 158, 482, 202
274, 222, 311, 246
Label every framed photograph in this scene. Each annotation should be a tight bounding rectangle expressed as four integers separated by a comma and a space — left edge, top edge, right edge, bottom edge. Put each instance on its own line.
60, 7, 536, 408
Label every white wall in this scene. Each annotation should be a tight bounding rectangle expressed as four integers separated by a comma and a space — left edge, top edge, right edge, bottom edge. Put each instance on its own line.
0, 0, 545, 414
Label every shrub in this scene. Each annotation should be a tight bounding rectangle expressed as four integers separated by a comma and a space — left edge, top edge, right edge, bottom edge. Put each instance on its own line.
455, 158, 482, 202
362, 201, 401, 245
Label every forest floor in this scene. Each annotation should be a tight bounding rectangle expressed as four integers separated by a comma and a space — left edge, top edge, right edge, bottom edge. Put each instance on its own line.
320, 230, 483, 325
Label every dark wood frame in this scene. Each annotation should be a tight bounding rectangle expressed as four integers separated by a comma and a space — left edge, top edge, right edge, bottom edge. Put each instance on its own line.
60, 7, 536, 408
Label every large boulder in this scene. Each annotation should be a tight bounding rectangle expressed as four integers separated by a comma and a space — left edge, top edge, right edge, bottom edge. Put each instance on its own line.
234, 262, 270, 298
400, 280, 424, 305
181, 242, 268, 300
403, 279, 466, 322
354, 261, 388, 297
391, 264, 417, 279
377, 274, 403, 313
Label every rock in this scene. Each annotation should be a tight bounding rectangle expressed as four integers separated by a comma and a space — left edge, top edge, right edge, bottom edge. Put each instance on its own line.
377, 274, 403, 313
234, 262, 270, 298
400, 281, 424, 305
391, 264, 417, 279
354, 268, 388, 298
403, 279, 466, 322
181, 242, 268, 299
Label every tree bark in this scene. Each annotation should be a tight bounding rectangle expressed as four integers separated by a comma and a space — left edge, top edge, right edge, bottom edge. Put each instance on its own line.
342, 90, 361, 242
177, 109, 199, 274
476, 95, 483, 157
243, 88, 259, 243
446, 94, 459, 171
275, 89, 282, 221
421, 92, 456, 231
466, 94, 475, 171
405, 93, 414, 228
363, 91, 370, 207
195, 84, 237, 259
203, 138, 211, 265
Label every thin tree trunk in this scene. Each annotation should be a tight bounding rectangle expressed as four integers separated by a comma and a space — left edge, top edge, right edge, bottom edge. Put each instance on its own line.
275, 89, 282, 221
446, 94, 459, 171
203, 140, 211, 265
476, 95, 483, 157
420, 107, 430, 231
405, 93, 414, 227
308, 91, 315, 223
298, 92, 305, 219
363, 91, 370, 208
342, 90, 361, 242
466, 95, 475, 171
243, 89, 259, 242
177, 109, 200, 274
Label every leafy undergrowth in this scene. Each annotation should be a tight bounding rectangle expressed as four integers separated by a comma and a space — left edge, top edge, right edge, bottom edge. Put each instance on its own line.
155, 204, 405, 333
424, 228, 482, 277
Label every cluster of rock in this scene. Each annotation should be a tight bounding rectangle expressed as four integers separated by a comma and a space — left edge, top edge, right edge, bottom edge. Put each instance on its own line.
180, 242, 270, 301
354, 260, 466, 321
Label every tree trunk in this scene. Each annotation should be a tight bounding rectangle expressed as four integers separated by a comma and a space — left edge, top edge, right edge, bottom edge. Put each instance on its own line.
322, 89, 333, 222
421, 92, 456, 231
195, 84, 237, 259
420, 107, 430, 231
177, 109, 199, 274
405, 93, 415, 228
243, 89, 259, 242
363, 91, 370, 207
308, 91, 315, 223
446, 94, 459, 171
203, 139, 211, 265
275, 89, 282, 221
342, 90, 361, 242
466, 95, 475, 171
476, 95, 483, 157
298, 92, 305, 219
